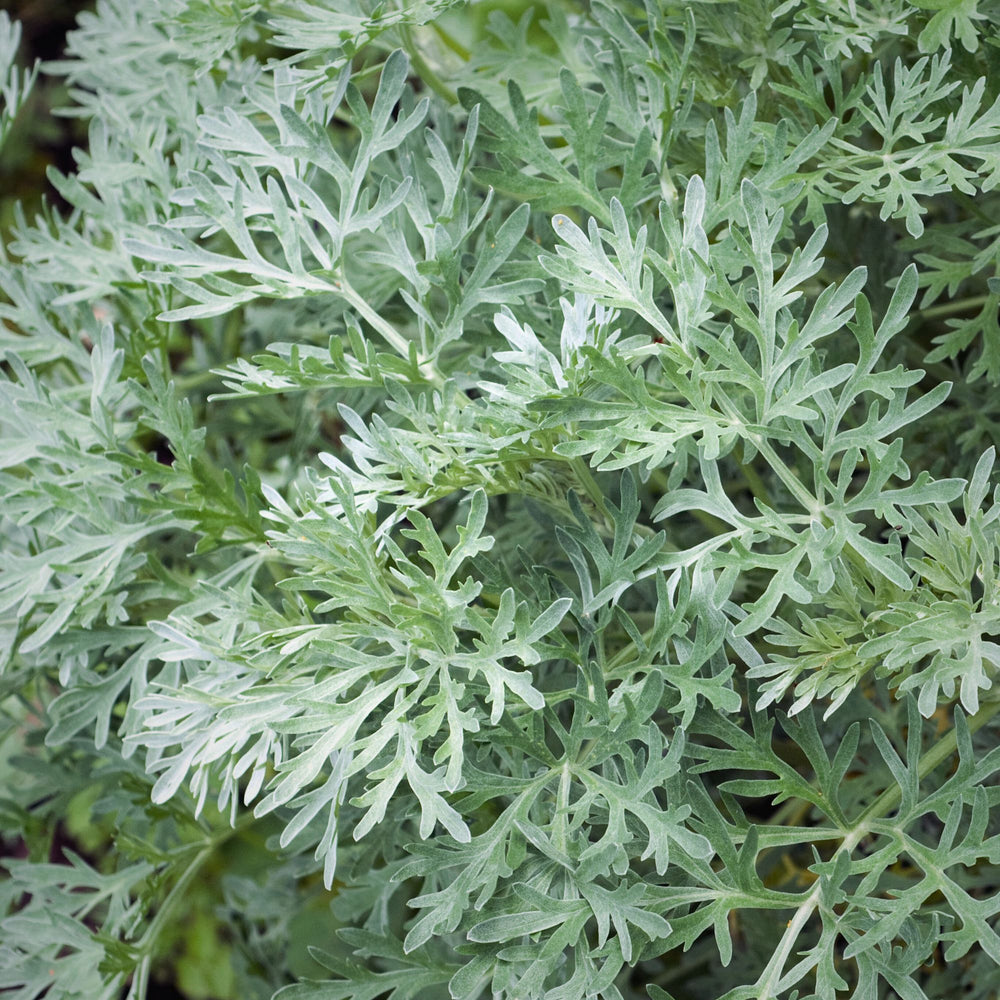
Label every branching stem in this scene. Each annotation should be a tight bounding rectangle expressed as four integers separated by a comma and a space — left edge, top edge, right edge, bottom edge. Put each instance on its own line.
753, 696, 1000, 997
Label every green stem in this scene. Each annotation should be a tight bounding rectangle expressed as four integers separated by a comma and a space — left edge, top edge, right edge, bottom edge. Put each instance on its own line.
737, 457, 773, 508
753, 881, 823, 1000
338, 281, 442, 386
744, 434, 816, 514
752, 696, 1000, 999
570, 457, 613, 524
430, 21, 471, 61
398, 25, 458, 105
129, 819, 253, 1000
554, 761, 571, 853
129, 844, 213, 1000
576, 737, 598, 766
856, 695, 1000, 829
764, 796, 811, 829
704, 384, 819, 514
917, 294, 990, 320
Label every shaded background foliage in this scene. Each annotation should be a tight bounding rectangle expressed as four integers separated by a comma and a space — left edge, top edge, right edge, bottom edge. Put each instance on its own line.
0, 0, 91, 225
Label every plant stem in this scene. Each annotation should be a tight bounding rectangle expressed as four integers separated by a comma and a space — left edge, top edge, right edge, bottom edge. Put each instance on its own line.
129, 844, 213, 1000
430, 20, 471, 61
338, 280, 442, 386
751, 696, 1000, 998
753, 881, 823, 1000
128, 819, 252, 1000
856, 695, 1000, 828
737, 456, 773, 507
917, 294, 989, 320
398, 25, 458, 105
570, 456, 613, 524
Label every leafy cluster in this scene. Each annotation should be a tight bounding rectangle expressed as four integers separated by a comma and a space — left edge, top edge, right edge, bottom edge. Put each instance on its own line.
2, 2, 1000, 999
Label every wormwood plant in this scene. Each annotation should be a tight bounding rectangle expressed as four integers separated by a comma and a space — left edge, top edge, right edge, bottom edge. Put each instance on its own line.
2, 1, 1000, 997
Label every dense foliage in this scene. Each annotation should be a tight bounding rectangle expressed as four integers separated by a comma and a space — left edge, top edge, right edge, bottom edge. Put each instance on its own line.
2, 2, 1000, 998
